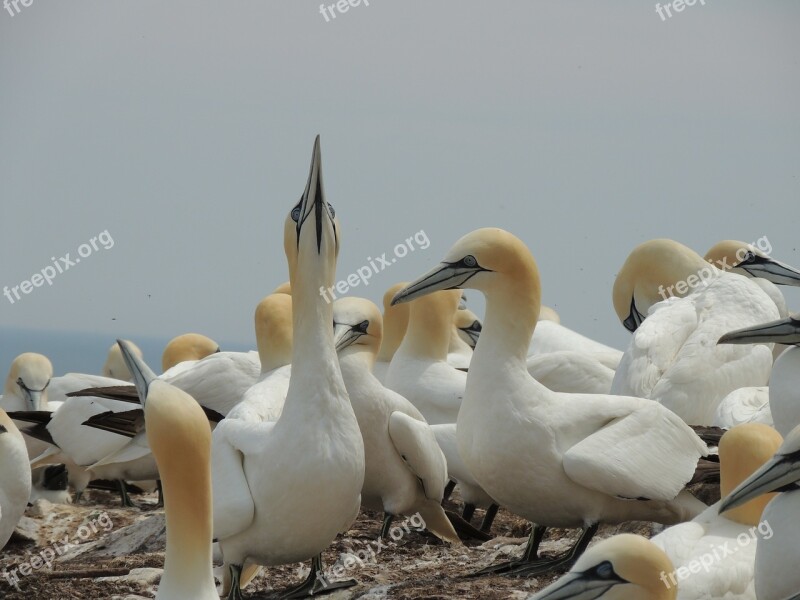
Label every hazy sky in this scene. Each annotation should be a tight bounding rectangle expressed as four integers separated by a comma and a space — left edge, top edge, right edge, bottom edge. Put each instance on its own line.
2, 1, 799, 366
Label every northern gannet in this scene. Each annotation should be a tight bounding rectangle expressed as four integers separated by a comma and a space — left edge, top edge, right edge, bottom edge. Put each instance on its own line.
718, 314, 800, 437
720, 423, 800, 600
386, 289, 465, 425
332, 296, 460, 544
161, 333, 220, 373
212, 136, 364, 599
116, 340, 218, 599
393, 228, 708, 575
537, 305, 560, 324
2, 353, 53, 457
373, 282, 410, 384
611, 239, 780, 425
529, 534, 677, 600
705, 240, 800, 360
713, 386, 772, 430
0, 408, 32, 549
102, 340, 142, 381
650, 423, 783, 599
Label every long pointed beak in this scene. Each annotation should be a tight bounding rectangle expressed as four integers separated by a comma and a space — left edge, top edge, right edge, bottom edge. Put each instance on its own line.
117, 339, 157, 405
735, 254, 800, 286
333, 323, 365, 353
718, 315, 800, 346
296, 135, 329, 253
529, 572, 620, 600
719, 451, 800, 514
392, 263, 483, 306
26, 389, 44, 411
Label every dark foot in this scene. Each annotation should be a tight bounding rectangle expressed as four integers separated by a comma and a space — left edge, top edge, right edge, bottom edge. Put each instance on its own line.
380, 513, 394, 540
461, 503, 476, 522
480, 504, 499, 533
467, 524, 547, 576
445, 510, 492, 542
155, 480, 164, 508
278, 555, 357, 599
443, 480, 456, 502
118, 480, 135, 508
505, 524, 598, 578
227, 563, 244, 600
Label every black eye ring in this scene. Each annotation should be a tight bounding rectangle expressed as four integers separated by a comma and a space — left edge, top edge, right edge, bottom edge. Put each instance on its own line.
741, 251, 756, 263
463, 255, 477, 268
357, 320, 369, 333
328, 203, 336, 218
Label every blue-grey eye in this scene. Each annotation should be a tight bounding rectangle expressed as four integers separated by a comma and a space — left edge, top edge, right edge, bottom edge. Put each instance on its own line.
291, 205, 302, 222
463, 255, 477, 267
595, 561, 614, 579
471, 321, 482, 331
741, 251, 756, 263
357, 320, 369, 333
328, 203, 336, 217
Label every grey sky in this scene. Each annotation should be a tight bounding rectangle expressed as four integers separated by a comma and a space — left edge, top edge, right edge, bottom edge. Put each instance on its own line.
1, 0, 799, 360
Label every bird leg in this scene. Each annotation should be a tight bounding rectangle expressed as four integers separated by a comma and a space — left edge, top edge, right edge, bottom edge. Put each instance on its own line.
226, 563, 244, 600
155, 480, 164, 508
461, 503, 476, 522
469, 524, 547, 576
505, 523, 599, 577
443, 479, 456, 501
117, 479, 135, 508
278, 554, 357, 599
480, 504, 499, 533
380, 513, 395, 539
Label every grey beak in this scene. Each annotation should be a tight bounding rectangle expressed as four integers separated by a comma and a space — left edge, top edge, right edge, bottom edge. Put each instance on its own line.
392, 262, 485, 306
117, 339, 157, 406
296, 135, 330, 253
718, 315, 800, 346
735, 254, 800, 286
719, 451, 800, 514
528, 571, 622, 600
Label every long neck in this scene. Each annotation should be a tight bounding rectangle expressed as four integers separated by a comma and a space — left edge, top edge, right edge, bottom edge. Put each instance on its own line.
399, 303, 452, 361
377, 306, 408, 362
472, 276, 540, 378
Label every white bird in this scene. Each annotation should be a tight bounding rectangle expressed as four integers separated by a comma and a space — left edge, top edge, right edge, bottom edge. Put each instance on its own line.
386, 288, 466, 425
116, 340, 218, 600
611, 239, 780, 425
224, 292, 293, 423
704, 240, 800, 360
332, 296, 460, 544
102, 340, 143, 381
212, 136, 365, 600
453, 307, 482, 350
393, 228, 708, 575
372, 282, 410, 383
528, 534, 677, 600
1, 353, 54, 458
720, 423, 800, 600
718, 314, 800, 438
650, 423, 783, 600
0, 408, 32, 550
160, 333, 220, 373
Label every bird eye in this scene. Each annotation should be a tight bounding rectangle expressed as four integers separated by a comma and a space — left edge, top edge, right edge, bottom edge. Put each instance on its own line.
463, 255, 477, 268
595, 561, 614, 579
328, 203, 336, 217
740, 251, 756, 264
357, 320, 369, 333
291, 201, 302, 222
472, 321, 482, 331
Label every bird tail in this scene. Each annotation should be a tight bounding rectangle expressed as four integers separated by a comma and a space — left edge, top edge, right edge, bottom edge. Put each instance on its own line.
417, 501, 462, 545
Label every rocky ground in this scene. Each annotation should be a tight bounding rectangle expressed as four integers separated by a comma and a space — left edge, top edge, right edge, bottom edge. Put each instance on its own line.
0, 484, 718, 600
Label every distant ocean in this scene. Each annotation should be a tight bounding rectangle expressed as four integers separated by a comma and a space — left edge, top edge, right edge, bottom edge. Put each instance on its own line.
0, 326, 253, 377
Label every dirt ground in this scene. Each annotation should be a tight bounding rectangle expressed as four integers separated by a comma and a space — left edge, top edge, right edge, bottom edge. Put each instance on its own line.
0, 485, 716, 600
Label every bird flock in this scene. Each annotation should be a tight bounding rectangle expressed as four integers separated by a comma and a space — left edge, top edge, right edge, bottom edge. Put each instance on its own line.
2, 136, 800, 600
